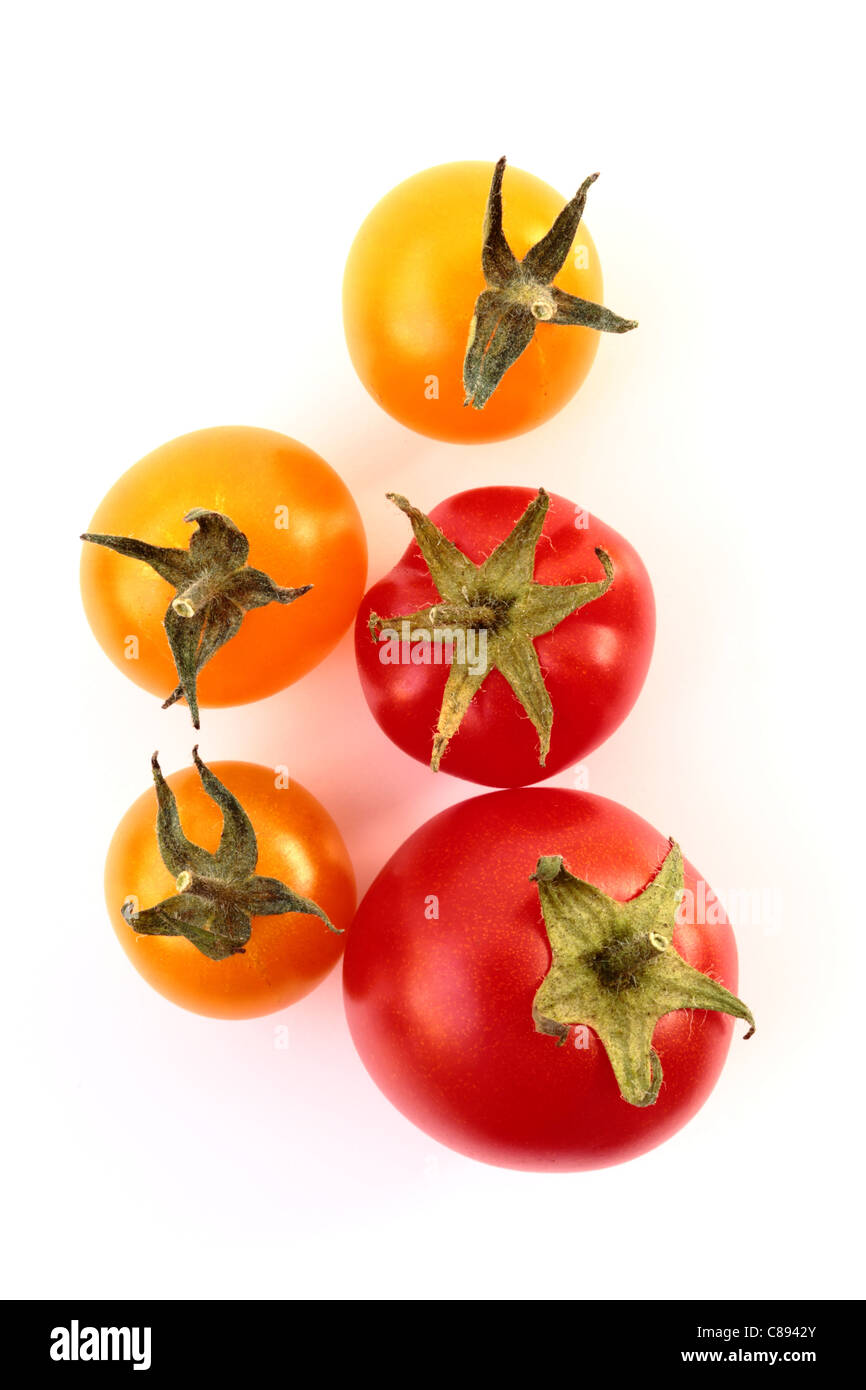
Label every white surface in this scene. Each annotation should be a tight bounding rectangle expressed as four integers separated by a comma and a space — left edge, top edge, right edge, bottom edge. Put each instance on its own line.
2, 1, 862, 1300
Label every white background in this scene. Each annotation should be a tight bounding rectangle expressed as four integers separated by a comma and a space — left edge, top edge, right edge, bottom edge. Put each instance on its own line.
3, 2, 862, 1300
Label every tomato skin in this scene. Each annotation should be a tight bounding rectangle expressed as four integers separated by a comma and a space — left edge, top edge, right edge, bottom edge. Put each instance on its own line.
81, 426, 367, 709
343, 789, 740, 1172
105, 761, 356, 1019
355, 487, 655, 787
343, 161, 606, 443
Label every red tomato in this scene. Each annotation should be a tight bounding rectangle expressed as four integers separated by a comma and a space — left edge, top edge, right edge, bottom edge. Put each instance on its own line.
343, 789, 753, 1172
355, 486, 655, 786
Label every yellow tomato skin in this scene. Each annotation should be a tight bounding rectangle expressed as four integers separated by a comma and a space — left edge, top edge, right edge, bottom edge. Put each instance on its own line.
343, 161, 605, 443
80, 426, 367, 708
104, 761, 356, 1019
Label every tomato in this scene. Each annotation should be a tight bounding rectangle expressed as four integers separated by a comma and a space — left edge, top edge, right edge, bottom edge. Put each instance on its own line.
355, 485, 654, 787
105, 753, 356, 1019
81, 426, 367, 720
343, 789, 754, 1172
343, 159, 636, 443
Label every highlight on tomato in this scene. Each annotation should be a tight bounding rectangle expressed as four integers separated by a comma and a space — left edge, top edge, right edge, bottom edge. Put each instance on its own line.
343, 157, 636, 443
343, 788, 755, 1172
105, 750, 356, 1019
80, 426, 367, 724
355, 485, 655, 787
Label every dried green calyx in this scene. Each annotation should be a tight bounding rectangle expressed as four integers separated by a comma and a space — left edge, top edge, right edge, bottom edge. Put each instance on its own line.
531, 843, 755, 1106
463, 157, 638, 409
122, 748, 339, 961
81, 509, 312, 728
368, 488, 613, 771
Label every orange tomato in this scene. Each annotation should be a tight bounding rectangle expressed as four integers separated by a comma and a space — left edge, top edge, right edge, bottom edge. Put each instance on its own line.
343, 161, 608, 443
105, 760, 356, 1018
81, 426, 367, 710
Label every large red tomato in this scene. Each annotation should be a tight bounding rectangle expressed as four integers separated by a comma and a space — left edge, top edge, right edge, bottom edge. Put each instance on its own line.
355, 486, 654, 786
343, 789, 754, 1172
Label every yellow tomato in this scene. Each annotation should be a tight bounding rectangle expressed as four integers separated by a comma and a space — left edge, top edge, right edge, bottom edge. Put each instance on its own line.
81, 426, 367, 710
105, 760, 356, 1019
343, 160, 609, 443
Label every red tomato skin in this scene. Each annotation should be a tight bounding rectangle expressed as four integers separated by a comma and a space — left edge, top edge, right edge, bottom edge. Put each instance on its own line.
355, 487, 655, 787
343, 789, 740, 1172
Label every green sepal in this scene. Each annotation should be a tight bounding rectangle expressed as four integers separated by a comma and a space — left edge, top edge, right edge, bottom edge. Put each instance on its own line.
122, 749, 341, 961
368, 489, 614, 770
122, 892, 249, 961
531, 844, 755, 1106
463, 158, 638, 409
81, 508, 312, 728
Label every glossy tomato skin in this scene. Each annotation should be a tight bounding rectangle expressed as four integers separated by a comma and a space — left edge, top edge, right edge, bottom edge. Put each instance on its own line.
344, 790, 741, 1172
343, 161, 606, 443
355, 487, 655, 787
105, 761, 356, 1019
81, 426, 367, 709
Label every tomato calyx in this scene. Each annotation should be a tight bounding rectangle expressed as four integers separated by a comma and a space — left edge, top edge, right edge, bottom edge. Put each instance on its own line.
531, 843, 755, 1106
81, 509, 312, 728
120, 748, 339, 961
367, 489, 614, 771
463, 158, 638, 409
